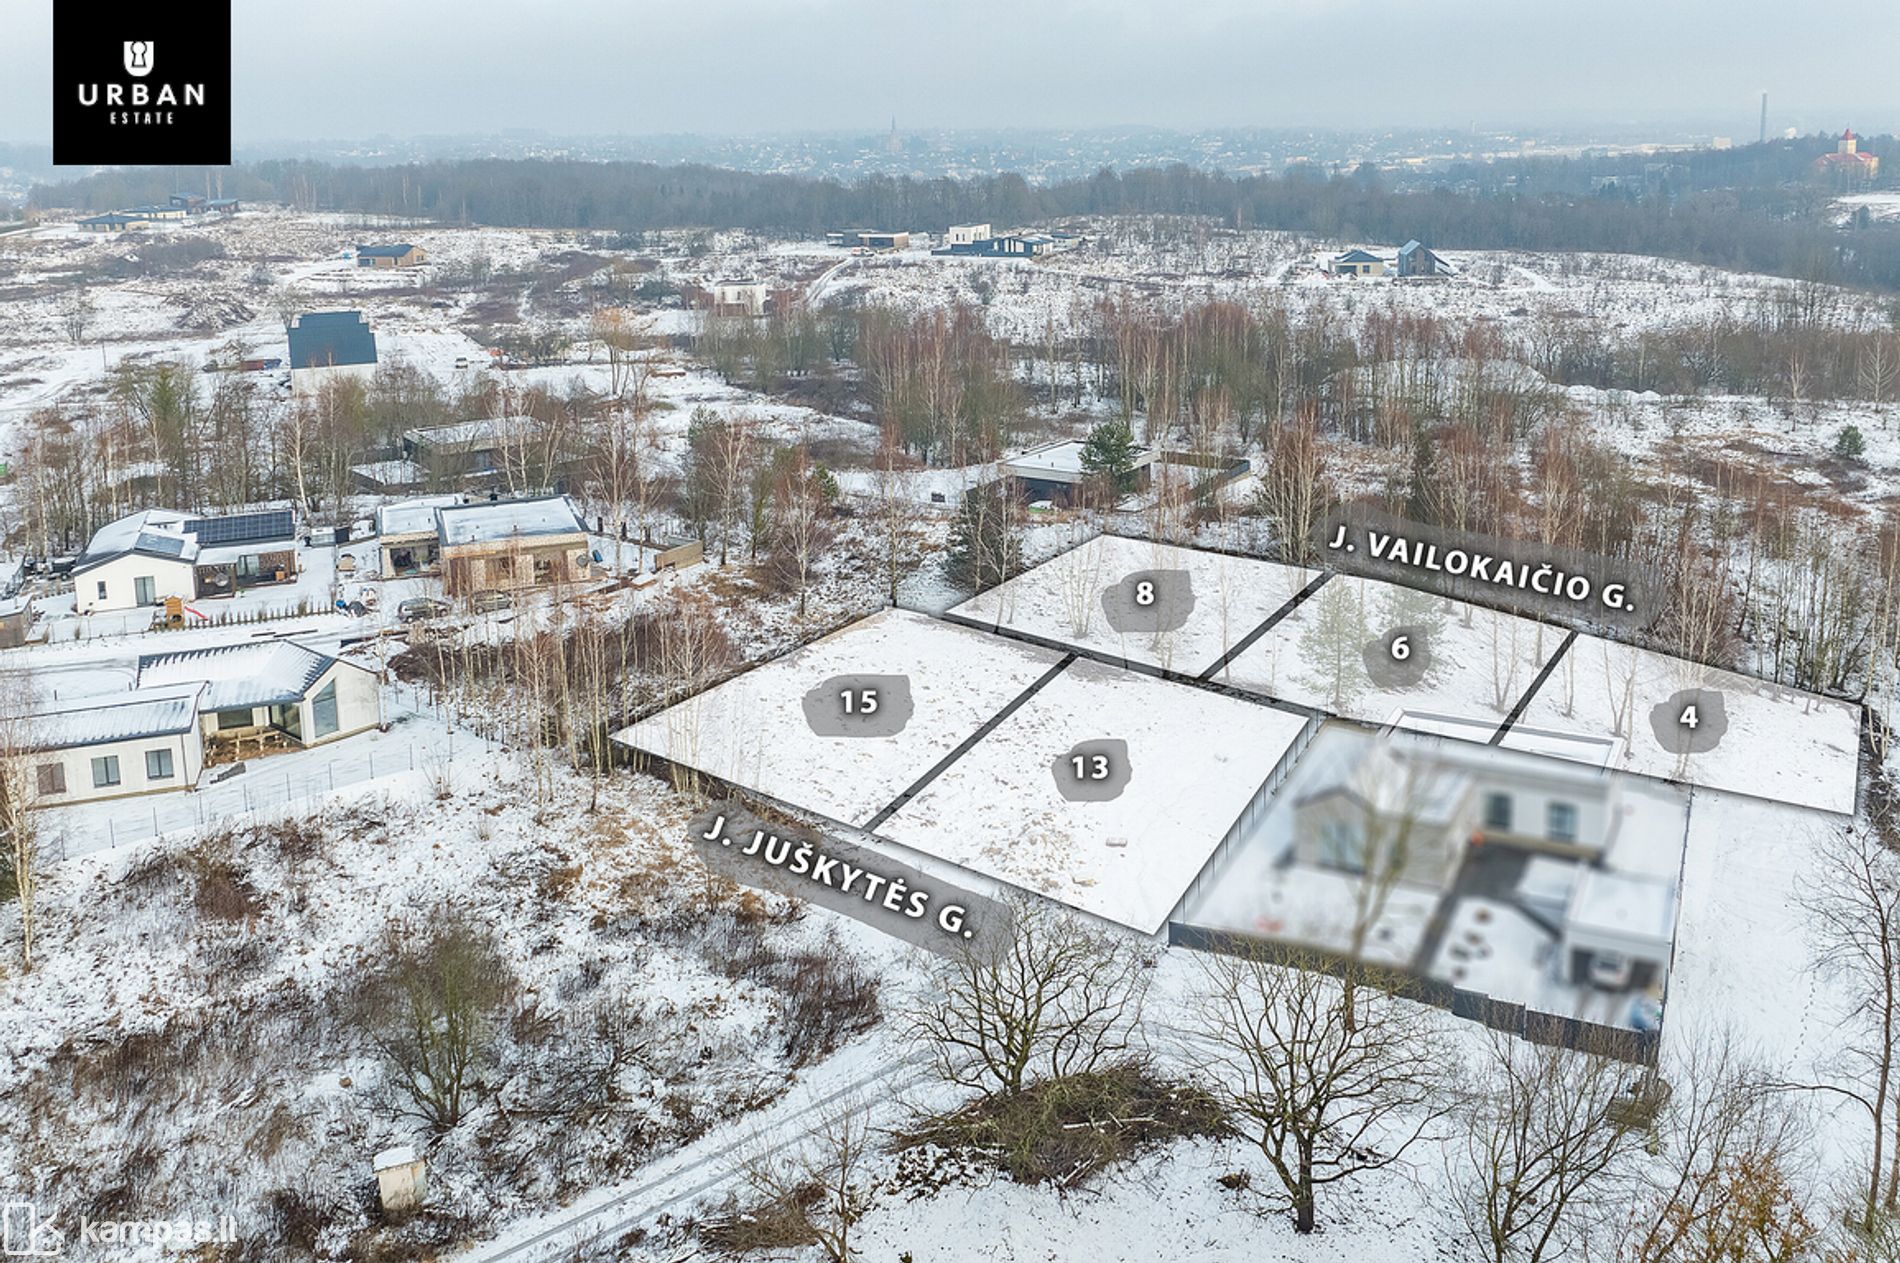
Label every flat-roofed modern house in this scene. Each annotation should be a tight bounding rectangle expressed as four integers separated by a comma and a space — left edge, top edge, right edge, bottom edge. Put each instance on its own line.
137, 641, 380, 760
288, 311, 378, 395
187, 509, 298, 599
207, 197, 240, 214
436, 496, 591, 595
709, 280, 770, 317
27, 685, 207, 805
401, 418, 522, 484
77, 212, 143, 233
126, 203, 188, 222
375, 495, 461, 576
357, 243, 426, 268
72, 508, 299, 614
169, 192, 206, 213
945, 223, 992, 247
997, 438, 1157, 505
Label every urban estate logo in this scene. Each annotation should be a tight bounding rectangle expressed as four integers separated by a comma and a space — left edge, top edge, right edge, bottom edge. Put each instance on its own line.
53, 6, 230, 165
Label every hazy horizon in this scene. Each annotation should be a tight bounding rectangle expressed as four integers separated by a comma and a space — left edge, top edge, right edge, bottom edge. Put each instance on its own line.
5, 0, 1899, 150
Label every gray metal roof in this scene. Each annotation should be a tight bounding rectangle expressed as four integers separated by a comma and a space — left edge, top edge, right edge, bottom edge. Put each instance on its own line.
288, 311, 377, 370
30, 686, 203, 751
136, 641, 339, 711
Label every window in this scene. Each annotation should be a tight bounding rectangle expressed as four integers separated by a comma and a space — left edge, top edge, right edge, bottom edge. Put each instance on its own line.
91, 755, 120, 788
311, 680, 339, 739
1547, 801, 1580, 844
96, 581, 108, 601
134, 575, 156, 605
215, 707, 254, 731
36, 763, 65, 795
1483, 792, 1514, 832
235, 553, 260, 578
146, 748, 174, 780
1316, 819, 1366, 872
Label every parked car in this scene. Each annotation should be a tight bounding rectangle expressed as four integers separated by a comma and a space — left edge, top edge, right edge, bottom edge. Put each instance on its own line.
397, 596, 451, 622
469, 589, 513, 614
1588, 951, 1634, 991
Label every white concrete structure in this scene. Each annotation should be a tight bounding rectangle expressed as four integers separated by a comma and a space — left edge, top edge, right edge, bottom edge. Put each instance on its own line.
710, 280, 769, 317
28, 686, 207, 805
946, 223, 992, 246
373, 1146, 427, 1212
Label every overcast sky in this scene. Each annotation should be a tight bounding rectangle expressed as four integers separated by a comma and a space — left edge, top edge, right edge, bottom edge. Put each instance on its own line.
5, 0, 1898, 147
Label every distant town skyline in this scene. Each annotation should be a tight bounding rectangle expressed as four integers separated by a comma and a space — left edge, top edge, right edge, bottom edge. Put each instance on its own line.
4, 0, 1898, 150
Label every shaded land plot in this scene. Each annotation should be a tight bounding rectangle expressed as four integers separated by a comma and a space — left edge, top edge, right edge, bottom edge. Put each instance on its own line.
1177, 722, 1691, 1034
949, 534, 1315, 677
1218, 574, 1565, 737
874, 656, 1312, 934
612, 608, 1066, 828
1499, 634, 1860, 815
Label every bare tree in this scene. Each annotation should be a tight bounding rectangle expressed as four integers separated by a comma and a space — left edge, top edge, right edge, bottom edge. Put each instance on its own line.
1620, 1030, 1821, 1263
1799, 815, 1900, 1229
0, 673, 47, 971
869, 435, 927, 606
1451, 1035, 1646, 1263
733, 1105, 879, 1263
770, 445, 834, 619
360, 911, 515, 1131
1254, 409, 1335, 565
1187, 943, 1451, 1234
912, 897, 1149, 1099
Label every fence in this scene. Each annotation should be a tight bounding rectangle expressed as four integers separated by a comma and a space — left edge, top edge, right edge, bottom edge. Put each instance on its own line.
1166, 922, 1660, 1066
67, 735, 444, 854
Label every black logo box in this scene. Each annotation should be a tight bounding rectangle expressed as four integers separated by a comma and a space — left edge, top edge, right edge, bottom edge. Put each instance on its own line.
53, 3, 231, 166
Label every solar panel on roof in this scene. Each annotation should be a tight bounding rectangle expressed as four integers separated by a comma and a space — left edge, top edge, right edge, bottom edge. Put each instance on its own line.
186, 510, 294, 547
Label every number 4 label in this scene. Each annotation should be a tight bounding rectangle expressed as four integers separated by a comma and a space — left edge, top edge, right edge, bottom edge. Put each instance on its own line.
1678, 704, 1699, 730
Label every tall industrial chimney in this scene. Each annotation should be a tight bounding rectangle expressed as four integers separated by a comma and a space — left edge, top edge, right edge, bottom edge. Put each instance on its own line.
1759, 91, 1768, 145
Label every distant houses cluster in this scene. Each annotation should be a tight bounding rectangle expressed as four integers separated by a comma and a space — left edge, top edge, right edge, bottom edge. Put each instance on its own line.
1321, 240, 1454, 279
77, 191, 240, 232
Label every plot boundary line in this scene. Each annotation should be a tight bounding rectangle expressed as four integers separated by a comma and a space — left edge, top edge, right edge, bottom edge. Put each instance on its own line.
1489, 627, 1579, 745
1197, 570, 1333, 681
861, 652, 1077, 831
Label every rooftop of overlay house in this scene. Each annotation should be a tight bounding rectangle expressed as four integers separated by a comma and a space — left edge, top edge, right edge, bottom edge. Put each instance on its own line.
1498, 633, 1860, 815
1217, 573, 1566, 739
948, 534, 1317, 677
874, 655, 1313, 934
610, 609, 1069, 829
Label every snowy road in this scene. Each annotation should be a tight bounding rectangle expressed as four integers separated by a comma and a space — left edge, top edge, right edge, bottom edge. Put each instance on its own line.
464, 1047, 935, 1262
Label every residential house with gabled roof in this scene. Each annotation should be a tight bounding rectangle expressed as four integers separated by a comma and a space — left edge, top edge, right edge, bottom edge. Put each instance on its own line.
288, 310, 378, 395
26, 685, 207, 805
1396, 240, 1454, 278
72, 508, 299, 614
1327, 248, 1387, 277
356, 243, 426, 268
137, 640, 381, 760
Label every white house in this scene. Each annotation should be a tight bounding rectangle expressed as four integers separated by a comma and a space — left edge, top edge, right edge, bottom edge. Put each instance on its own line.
71, 510, 199, 615
946, 223, 992, 247
137, 641, 381, 755
27, 686, 207, 806
73, 508, 299, 614
709, 280, 769, 317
